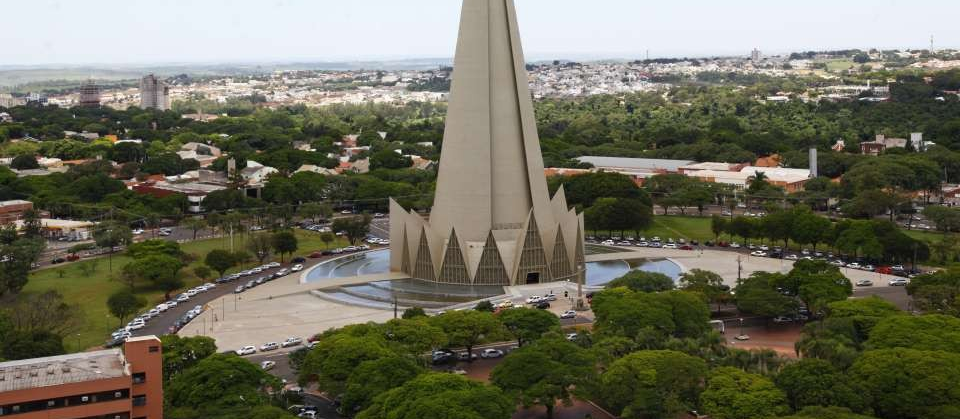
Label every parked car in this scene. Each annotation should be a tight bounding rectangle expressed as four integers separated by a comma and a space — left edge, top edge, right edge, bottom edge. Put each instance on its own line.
260, 342, 280, 351
566, 333, 579, 341
291, 264, 304, 272
535, 301, 551, 310
457, 352, 478, 361
236, 346, 257, 356
559, 310, 577, 319
261, 361, 276, 371
773, 316, 794, 324
889, 278, 909, 286
282, 337, 303, 348
855, 279, 874, 287
480, 349, 504, 359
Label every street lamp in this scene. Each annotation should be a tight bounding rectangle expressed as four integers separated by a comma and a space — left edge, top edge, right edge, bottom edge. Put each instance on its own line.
738, 318, 744, 337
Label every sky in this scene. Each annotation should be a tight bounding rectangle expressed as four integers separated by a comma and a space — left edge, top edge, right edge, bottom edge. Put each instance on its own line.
3, 0, 960, 66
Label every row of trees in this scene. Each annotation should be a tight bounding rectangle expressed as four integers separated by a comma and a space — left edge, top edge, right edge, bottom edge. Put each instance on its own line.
711, 207, 929, 263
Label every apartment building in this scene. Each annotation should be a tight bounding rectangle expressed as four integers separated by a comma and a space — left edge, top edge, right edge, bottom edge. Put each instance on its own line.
0, 336, 163, 419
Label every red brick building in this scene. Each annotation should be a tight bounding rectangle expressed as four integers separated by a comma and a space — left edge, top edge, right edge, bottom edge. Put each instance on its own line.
0, 336, 163, 419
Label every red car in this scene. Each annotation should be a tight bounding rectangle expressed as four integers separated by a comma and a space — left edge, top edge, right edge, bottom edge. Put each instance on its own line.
875, 266, 893, 275
309, 252, 323, 258
66, 254, 81, 262
679, 245, 694, 251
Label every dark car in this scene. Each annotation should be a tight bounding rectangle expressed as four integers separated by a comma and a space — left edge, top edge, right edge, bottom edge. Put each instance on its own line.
51, 257, 66, 264
291, 257, 307, 264
535, 301, 551, 310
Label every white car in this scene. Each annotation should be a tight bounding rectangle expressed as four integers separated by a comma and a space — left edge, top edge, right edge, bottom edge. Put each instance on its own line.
559, 310, 576, 319
856, 279, 874, 287
126, 322, 145, 331
132, 229, 144, 235
480, 349, 504, 359
282, 337, 303, 348
750, 251, 767, 257
291, 264, 304, 272
847, 262, 862, 269
889, 278, 909, 286
525, 296, 543, 304
566, 333, 579, 341
785, 254, 799, 261
236, 346, 257, 356
176, 294, 190, 303
261, 342, 280, 351
261, 361, 276, 370
663, 243, 678, 249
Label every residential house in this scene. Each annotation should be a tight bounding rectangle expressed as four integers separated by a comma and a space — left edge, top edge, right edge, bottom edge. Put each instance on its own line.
296, 164, 338, 176
240, 161, 279, 184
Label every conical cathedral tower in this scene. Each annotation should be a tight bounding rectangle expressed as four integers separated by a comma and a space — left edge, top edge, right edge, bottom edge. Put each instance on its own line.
389, 0, 584, 286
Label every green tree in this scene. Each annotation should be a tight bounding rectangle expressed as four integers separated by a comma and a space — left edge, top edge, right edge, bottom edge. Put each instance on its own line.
341, 356, 422, 415
298, 202, 333, 223
94, 222, 133, 274
183, 217, 207, 240
735, 273, 798, 319
849, 348, 960, 419
270, 230, 298, 263
598, 350, 708, 419
474, 300, 495, 312
205, 249, 237, 278
774, 358, 869, 412
606, 270, 676, 293
679, 269, 728, 314
357, 373, 513, 419
401, 307, 426, 319
497, 307, 561, 347
193, 265, 213, 281
106, 289, 146, 327
161, 335, 217, 381
491, 335, 595, 419
246, 234, 273, 264
165, 354, 284, 416
864, 314, 960, 352
429, 310, 501, 361
700, 367, 789, 419
123, 254, 184, 299
332, 214, 372, 245
10, 154, 39, 170
320, 232, 336, 249
299, 333, 393, 395
779, 406, 878, 419
370, 148, 413, 170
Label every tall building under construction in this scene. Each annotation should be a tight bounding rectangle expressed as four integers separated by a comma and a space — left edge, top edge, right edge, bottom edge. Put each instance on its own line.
139, 75, 169, 111
78, 79, 101, 108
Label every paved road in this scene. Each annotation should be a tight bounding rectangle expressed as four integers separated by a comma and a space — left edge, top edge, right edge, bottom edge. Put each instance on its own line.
125, 248, 361, 344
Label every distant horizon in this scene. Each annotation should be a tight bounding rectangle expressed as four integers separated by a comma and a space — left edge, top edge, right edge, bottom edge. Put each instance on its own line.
3, 0, 958, 67
0, 45, 950, 71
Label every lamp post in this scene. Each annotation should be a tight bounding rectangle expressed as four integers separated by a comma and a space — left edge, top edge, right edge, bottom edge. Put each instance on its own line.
738, 318, 744, 337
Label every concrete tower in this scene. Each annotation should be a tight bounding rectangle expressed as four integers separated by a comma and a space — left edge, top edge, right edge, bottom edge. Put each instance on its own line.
389, 0, 584, 286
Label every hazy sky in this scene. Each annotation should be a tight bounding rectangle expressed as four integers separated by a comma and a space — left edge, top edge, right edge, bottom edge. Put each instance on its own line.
3, 0, 959, 66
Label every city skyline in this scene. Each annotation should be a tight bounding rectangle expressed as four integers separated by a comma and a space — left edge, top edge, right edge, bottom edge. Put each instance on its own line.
3, 0, 960, 66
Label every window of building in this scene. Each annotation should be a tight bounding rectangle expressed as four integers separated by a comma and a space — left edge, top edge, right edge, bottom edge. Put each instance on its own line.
132, 372, 146, 384
148, 346, 159, 353
132, 395, 146, 407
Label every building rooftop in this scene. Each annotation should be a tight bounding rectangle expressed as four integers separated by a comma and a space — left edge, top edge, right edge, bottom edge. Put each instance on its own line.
0, 199, 31, 208
576, 156, 696, 172
0, 349, 128, 392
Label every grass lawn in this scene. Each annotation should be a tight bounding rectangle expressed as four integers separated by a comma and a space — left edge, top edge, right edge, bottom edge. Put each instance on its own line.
903, 229, 947, 244
824, 59, 856, 72
21, 230, 351, 351
590, 215, 716, 242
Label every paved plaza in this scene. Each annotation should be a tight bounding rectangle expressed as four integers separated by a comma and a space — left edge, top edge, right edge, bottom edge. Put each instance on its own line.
180, 246, 908, 352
